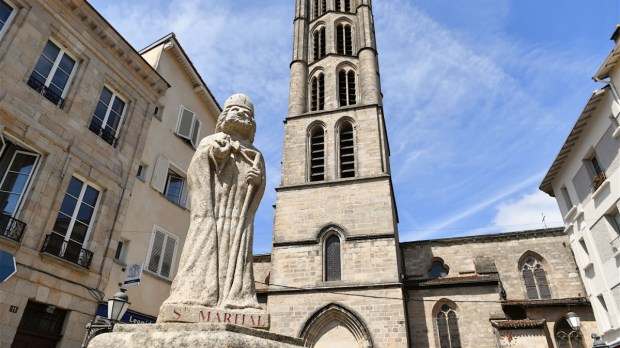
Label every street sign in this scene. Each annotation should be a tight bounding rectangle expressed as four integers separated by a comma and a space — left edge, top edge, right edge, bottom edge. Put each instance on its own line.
123, 263, 143, 288
0, 250, 16, 283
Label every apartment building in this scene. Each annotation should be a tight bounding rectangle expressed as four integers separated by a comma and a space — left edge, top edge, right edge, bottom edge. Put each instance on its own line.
0, 0, 169, 346
541, 26, 620, 347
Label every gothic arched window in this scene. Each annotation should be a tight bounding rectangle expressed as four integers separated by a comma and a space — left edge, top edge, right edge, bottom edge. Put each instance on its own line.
555, 318, 584, 348
521, 256, 551, 300
338, 121, 355, 178
336, 24, 353, 55
310, 73, 325, 111
338, 69, 356, 106
436, 304, 461, 348
313, 28, 326, 61
309, 124, 325, 181
325, 235, 341, 281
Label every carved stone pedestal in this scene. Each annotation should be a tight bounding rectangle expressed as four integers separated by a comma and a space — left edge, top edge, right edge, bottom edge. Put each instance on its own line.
88, 323, 304, 348
158, 303, 269, 329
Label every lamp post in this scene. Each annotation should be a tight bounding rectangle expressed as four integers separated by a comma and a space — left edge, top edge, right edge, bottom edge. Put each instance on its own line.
566, 311, 581, 332
80, 291, 130, 348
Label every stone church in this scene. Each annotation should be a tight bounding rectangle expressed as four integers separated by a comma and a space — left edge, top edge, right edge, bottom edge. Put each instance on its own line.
253, 0, 598, 347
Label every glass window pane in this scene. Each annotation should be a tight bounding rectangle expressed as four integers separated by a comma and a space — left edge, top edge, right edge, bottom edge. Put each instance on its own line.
50, 70, 70, 92
105, 111, 120, 133
67, 177, 84, 198
0, 1, 12, 27
0, 172, 28, 193
9, 153, 37, 174
41, 41, 60, 62
0, 192, 19, 215
614, 213, 620, 230
52, 212, 72, 236
57, 54, 75, 75
33, 57, 54, 81
93, 101, 108, 120
59, 195, 77, 216
99, 87, 113, 105
76, 204, 94, 225
111, 97, 125, 116
69, 221, 88, 244
82, 186, 99, 207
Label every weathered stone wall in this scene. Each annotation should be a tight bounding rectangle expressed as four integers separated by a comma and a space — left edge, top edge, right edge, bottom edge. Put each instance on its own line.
0, 0, 165, 346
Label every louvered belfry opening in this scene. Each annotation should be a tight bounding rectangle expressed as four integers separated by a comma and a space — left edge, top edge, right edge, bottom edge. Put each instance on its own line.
336, 25, 353, 55
339, 122, 355, 178
313, 29, 327, 61
339, 70, 356, 107
310, 126, 325, 181
310, 74, 325, 112
325, 235, 341, 281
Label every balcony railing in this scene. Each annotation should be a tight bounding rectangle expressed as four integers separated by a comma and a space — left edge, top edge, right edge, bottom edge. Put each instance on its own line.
88, 123, 118, 147
26, 76, 65, 108
41, 233, 93, 269
0, 214, 27, 243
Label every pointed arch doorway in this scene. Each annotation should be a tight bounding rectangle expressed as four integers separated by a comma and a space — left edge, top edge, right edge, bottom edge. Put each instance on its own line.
300, 303, 372, 348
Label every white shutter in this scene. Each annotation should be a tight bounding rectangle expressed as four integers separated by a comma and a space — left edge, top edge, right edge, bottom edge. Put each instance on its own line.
148, 230, 165, 273
176, 107, 195, 140
160, 235, 177, 278
612, 99, 620, 118
190, 117, 201, 148
151, 155, 169, 193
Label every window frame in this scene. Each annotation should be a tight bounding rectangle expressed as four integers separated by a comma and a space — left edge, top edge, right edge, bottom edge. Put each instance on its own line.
309, 72, 325, 112
29, 39, 78, 103
336, 120, 356, 178
0, 146, 40, 219
434, 303, 461, 348
0, 0, 17, 41
51, 175, 101, 249
175, 105, 201, 149
308, 123, 326, 182
164, 168, 187, 206
323, 233, 342, 282
338, 68, 357, 107
145, 226, 179, 280
521, 255, 552, 300
89, 85, 127, 147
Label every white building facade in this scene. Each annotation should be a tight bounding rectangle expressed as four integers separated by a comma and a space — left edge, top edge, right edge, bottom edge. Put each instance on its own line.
541, 27, 620, 347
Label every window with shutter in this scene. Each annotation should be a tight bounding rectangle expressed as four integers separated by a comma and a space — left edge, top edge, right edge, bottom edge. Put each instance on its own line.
325, 235, 341, 281
147, 227, 178, 279
176, 106, 201, 149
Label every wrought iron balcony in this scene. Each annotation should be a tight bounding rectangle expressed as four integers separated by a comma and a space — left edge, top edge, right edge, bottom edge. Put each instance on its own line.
41, 233, 93, 269
88, 123, 119, 147
612, 236, 620, 250
0, 214, 27, 243
26, 76, 65, 108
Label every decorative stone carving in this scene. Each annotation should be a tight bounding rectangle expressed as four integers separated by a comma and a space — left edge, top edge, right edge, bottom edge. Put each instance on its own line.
159, 94, 266, 322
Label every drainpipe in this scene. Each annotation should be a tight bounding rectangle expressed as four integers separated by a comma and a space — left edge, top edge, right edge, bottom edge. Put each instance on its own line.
593, 77, 620, 128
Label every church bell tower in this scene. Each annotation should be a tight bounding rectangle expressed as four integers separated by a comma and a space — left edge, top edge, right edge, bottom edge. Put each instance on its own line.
269, 0, 409, 346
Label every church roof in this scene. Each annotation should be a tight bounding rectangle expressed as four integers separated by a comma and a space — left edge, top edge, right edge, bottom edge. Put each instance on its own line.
502, 297, 590, 307
401, 227, 564, 246
490, 319, 546, 329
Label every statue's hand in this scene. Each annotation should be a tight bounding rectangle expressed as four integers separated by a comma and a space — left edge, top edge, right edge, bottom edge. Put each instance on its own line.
211, 135, 232, 160
246, 167, 262, 187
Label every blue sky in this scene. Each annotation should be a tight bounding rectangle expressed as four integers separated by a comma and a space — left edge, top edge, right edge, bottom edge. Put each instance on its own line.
89, 0, 620, 253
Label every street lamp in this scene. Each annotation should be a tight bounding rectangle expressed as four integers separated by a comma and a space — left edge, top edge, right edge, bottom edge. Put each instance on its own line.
566, 311, 581, 331
81, 291, 130, 347
107, 291, 130, 322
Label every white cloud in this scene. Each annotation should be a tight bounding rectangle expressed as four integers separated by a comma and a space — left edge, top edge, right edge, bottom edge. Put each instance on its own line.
491, 190, 563, 232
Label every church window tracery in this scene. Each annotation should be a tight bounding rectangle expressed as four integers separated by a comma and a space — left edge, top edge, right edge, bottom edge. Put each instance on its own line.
435, 304, 461, 348
428, 260, 449, 279
325, 234, 341, 281
555, 318, 584, 348
521, 255, 551, 300
335, 0, 352, 12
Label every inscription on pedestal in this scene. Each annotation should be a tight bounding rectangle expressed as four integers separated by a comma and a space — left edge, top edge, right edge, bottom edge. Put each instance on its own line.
159, 304, 269, 329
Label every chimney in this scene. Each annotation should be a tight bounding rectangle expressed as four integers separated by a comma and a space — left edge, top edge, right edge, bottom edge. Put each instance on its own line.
611, 24, 620, 44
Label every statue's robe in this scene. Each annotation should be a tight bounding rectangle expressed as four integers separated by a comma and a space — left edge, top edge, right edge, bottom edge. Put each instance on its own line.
164, 132, 265, 310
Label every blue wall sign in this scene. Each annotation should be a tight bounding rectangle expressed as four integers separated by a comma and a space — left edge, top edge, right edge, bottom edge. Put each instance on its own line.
96, 303, 156, 324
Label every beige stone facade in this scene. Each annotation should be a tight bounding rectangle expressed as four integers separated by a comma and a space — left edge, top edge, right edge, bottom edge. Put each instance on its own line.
101, 33, 219, 323
0, 0, 167, 346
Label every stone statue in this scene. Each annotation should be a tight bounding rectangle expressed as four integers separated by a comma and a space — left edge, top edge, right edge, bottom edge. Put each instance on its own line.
161, 93, 265, 314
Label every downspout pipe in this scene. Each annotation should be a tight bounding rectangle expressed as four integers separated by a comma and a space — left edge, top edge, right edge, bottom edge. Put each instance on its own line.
593, 77, 620, 101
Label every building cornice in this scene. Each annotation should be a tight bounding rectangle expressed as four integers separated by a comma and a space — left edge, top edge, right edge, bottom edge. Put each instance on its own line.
401, 227, 565, 247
